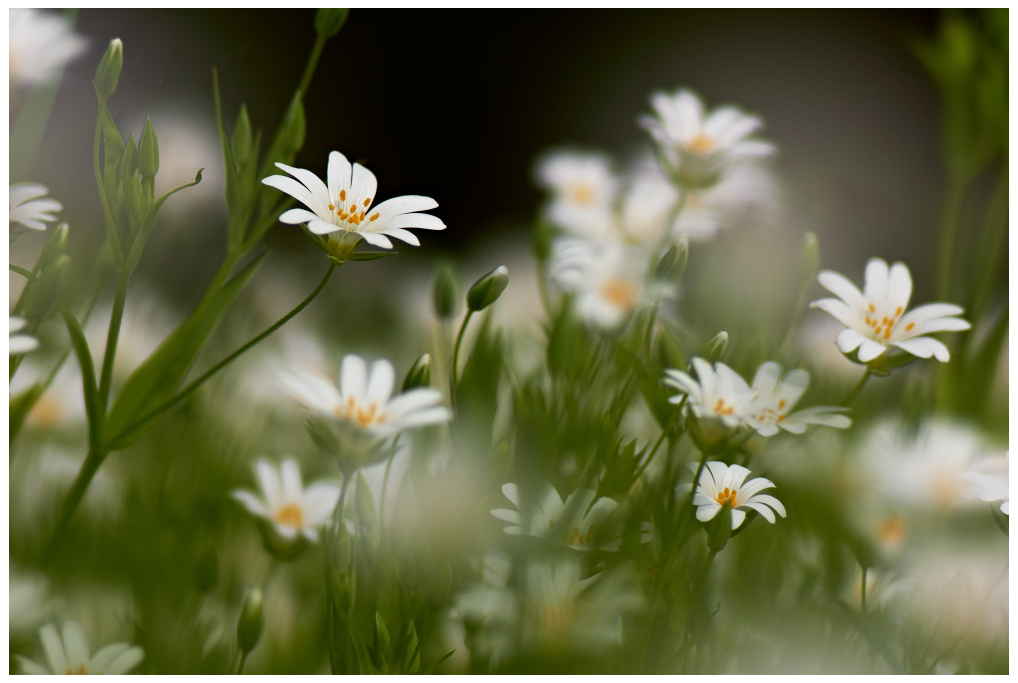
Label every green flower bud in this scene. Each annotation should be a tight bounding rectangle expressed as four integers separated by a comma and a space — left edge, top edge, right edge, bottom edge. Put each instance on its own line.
654, 236, 689, 284
800, 231, 820, 283
653, 328, 686, 372
698, 331, 729, 363
402, 353, 432, 392
236, 586, 264, 654
432, 263, 458, 319
94, 38, 123, 99
232, 105, 254, 166
466, 265, 509, 312
193, 547, 219, 594
314, 8, 349, 38
123, 135, 140, 177
279, 93, 306, 155
140, 117, 159, 179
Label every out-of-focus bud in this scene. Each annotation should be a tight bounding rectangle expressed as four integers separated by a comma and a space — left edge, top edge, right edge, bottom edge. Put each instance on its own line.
314, 8, 349, 38
698, 331, 729, 363
706, 501, 733, 552
140, 117, 159, 179
194, 547, 219, 594
23, 224, 70, 319
355, 471, 377, 530
432, 264, 458, 319
279, 93, 306, 156
232, 105, 254, 166
94, 38, 123, 99
402, 354, 432, 392
800, 231, 820, 283
654, 236, 689, 284
466, 265, 509, 312
236, 586, 264, 654
123, 174, 146, 230
653, 328, 686, 372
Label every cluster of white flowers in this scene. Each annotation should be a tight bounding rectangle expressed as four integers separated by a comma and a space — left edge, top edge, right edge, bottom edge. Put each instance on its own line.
18, 621, 144, 675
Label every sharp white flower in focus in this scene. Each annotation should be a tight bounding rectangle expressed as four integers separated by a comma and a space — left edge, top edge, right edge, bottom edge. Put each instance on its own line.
280, 354, 452, 436
664, 358, 756, 429
810, 258, 971, 363
9, 316, 39, 355
9, 9, 88, 88
231, 457, 340, 542
492, 483, 620, 551
262, 151, 445, 256
535, 150, 617, 239
10, 183, 62, 233
689, 461, 787, 529
18, 621, 144, 675
743, 361, 850, 436
639, 88, 775, 189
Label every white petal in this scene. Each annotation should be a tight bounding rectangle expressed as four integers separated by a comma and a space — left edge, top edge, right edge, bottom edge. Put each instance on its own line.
340, 355, 368, 401
491, 508, 522, 524
502, 483, 520, 508
231, 490, 268, 518
18, 657, 51, 675
729, 508, 747, 528
381, 228, 420, 246
102, 646, 144, 675
385, 388, 443, 417
9, 334, 39, 354
350, 162, 378, 210
41, 623, 68, 674
376, 212, 446, 231
390, 405, 451, 429
366, 359, 396, 407
279, 370, 342, 415
886, 262, 913, 313
9, 182, 50, 206
274, 162, 331, 210
360, 231, 394, 249
696, 502, 721, 522
370, 195, 439, 218
742, 501, 776, 523
817, 270, 865, 308
62, 621, 90, 670
751, 361, 782, 395
856, 338, 888, 363
863, 258, 890, 302
892, 336, 950, 362
255, 461, 283, 510
262, 174, 316, 210
835, 327, 865, 353
90, 643, 129, 673
301, 482, 341, 524
746, 493, 786, 518
327, 151, 353, 200
279, 208, 320, 225
811, 298, 857, 328
280, 458, 303, 502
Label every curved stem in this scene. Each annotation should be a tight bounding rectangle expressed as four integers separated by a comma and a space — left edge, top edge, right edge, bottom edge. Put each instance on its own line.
98, 269, 131, 412
111, 263, 336, 444
45, 446, 106, 561
842, 368, 872, 406
633, 426, 670, 485
297, 32, 329, 98
860, 565, 868, 615
449, 310, 474, 409
235, 650, 249, 675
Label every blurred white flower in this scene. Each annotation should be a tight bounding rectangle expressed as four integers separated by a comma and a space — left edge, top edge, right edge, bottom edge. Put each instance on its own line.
9, 565, 53, 635
9, 315, 38, 354
10, 359, 87, 431
18, 621, 143, 675
960, 450, 1008, 515
9, 183, 62, 233
535, 150, 617, 239
231, 457, 340, 543
280, 354, 451, 436
9, 9, 87, 88
639, 88, 775, 189
263, 151, 445, 254
675, 163, 779, 240
492, 483, 619, 551
743, 361, 850, 436
664, 358, 757, 429
688, 461, 786, 529
549, 237, 655, 330
810, 258, 970, 363
617, 162, 679, 247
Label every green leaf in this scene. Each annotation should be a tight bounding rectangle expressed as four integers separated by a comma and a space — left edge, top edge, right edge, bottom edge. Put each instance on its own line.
421, 649, 456, 675
373, 612, 391, 669
104, 251, 266, 449
343, 250, 397, 262
60, 306, 102, 450
124, 169, 203, 272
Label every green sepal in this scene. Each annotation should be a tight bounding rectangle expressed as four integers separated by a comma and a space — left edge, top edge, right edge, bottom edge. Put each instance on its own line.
60, 306, 102, 450
232, 104, 254, 166
343, 250, 397, 262
124, 169, 203, 272
104, 250, 266, 450
402, 354, 432, 392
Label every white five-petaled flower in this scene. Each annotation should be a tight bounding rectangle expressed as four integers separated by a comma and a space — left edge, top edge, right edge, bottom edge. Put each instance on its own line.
639, 88, 775, 189
280, 354, 451, 436
535, 150, 618, 240
9, 9, 88, 88
231, 458, 341, 542
689, 461, 787, 529
18, 621, 144, 675
262, 151, 445, 254
664, 358, 757, 428
492, 483, 620, 551
810, 258, 971, 363
10, 183, 62, 233
743, 361, 850, 436
9, 316, 39, 355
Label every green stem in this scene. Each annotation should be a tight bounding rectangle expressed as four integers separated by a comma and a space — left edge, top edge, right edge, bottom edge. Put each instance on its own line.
97, 269, 131, 412
297, 32, 329, 98
9, 264, 32, 279
633, 424, 671, 484
44, 446, 106, 561
379, 436, 400, 534
449, 310, 474, 409
860, 565, 868, 615
111, 263, 336, 443
936, 176, 966, 302
842, 368, 872, 406
236, 650, 249, 675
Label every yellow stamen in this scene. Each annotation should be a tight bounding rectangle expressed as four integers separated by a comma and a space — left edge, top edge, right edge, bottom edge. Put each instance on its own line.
363, 197, 371, 207
686, 133, 715, 154
274, 502, 304, 529
905, 322, 914, 331
369, 213, 379, 221
339, 189, 346, 201
868, 303, 876, 313
600, 279, 636, 310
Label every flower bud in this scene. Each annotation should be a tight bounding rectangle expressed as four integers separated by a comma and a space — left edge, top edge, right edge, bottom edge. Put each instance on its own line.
653, 328, 686, 372
140, 117, 159, 179
466, 265, 509, 312
314, 8, 349, 38
698, 331, 729, 363
654, 236, 689, 284
94, 38, 123, 99
236, 586, 264, 654
232, 105, 254, 166
279, 93, 306, 155
432, 263, 458, 319
800, 231, 820, 283
123, 135, 140, 177
402, 354, 432, 392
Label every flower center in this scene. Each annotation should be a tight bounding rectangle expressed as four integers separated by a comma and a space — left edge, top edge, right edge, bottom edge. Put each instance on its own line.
335, 397, 387, 428
569, 183, 594, 205
863, 303, 908, 341
601, 279, 636, 310
274, 502, 304, 529
326, 189, 379, 230
712, 398, 735, 416
565, 524, 593, 547
715, 487, 738, 507
685, 133, 715, 155
28, 394, 62, 429
752, 398, 787, 424
532, 599, 576, 637
65, 664, 88, 674
877, 516, 905, 545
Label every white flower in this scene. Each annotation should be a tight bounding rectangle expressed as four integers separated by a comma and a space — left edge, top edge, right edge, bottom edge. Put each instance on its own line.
18, 621, 143, 675
689, 461, 787, 529
10, 183, 62, 233
639, 88, 775, 188
535, 150, 617, 239
9, 9, 88, 88
743, 361, 850, 436
492, 483, 620, 551
231, 457, 340, 542
280, 354, 451, 436
673, 163, 779, 241
664, 357, 757, 428
549, 237, 654, 330
810, 257, 971, 363
960, 450, 1008, 515
9, 316, 39, 354
262, 151, 445, 254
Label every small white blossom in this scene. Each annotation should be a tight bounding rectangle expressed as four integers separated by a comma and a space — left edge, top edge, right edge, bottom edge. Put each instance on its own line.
535, 150, 617, 239
492, 483, 620, 551
280, 354, 451, 436
743, 361, 850, 436
810, 257, 971, 363
10, 183, 62, 233
639, 88, 775, 189
262, 151, 445, 254
960, 450, 1009, 515
231, 457, 340, 542
689, 461, 787, 529
664, 358, 757, 429
9, 9, 88, 88
18, 621, 143, 675
9, 316, 39, 355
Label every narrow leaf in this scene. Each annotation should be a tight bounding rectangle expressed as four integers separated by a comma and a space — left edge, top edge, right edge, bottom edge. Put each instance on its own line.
60, 306, 102, 449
